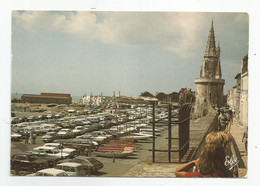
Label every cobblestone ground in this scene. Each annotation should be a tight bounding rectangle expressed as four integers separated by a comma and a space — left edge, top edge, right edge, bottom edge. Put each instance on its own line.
230, 118, 248, 178
124, 162, 179, 177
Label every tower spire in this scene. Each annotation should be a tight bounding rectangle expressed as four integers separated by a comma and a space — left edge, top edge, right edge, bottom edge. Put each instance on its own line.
215, 41, 222, 79
204, 20, 217, 57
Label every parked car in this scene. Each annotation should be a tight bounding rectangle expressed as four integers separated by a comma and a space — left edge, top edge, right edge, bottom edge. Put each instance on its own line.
41, 132, 57, 143
73, 119, 85, 126
11, 117, 21, 124
92, 123, 103, 130
28, 168, 68, 176
11, 133, 22, 141
72, 126, 87, 135
93, 131, 112, 140
69, 156, 103, 172
43, 143, 76, 158
57, 128, 75, 138
76, 133, 106, 144
33, 146, 70, 159
55, 162, 87, 176
26, 150, 60, 168
11, 153, 48, 172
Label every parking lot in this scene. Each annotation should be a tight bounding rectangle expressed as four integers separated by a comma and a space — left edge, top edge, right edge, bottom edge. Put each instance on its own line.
11, 124, 178, 177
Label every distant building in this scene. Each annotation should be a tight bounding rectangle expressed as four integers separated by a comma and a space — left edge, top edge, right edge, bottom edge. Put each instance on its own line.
227, 54, 248, 126
194, 21, 225, 116
240, 55, 248, 126
179, 88, 195, 104
234, 73, 241, 112
227, 88, 236, 110
21, 92, 72, 104
83, 95, 104, 106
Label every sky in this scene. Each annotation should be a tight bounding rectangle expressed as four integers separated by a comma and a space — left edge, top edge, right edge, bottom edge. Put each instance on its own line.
11, 11, 249, 97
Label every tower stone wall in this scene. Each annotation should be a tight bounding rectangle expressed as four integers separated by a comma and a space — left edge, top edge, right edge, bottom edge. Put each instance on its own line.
194, 21, 225, 116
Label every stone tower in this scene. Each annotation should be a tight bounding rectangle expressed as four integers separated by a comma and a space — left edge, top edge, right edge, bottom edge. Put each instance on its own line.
194, 21, 225, 116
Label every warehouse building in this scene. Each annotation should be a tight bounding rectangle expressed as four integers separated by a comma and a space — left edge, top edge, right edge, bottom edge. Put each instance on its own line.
21, 92, 72, 104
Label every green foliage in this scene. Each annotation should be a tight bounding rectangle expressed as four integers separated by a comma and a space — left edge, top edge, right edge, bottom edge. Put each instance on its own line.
140, 91, 155, 98
155, 92, 166, 101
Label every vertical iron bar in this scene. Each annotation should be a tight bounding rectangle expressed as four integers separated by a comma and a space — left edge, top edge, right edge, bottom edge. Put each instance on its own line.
168, 104, 172, 163
179, 106, 182, 163
152, 101, 155, 163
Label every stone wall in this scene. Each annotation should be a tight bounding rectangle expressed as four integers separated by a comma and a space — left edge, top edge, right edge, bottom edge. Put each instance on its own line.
189, 107, 219, 160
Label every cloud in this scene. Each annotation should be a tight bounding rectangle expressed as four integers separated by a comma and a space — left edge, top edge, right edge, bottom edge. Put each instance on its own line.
12, 11, 247, 59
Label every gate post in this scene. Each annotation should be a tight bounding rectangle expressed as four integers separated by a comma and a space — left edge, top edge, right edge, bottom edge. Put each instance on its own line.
152, 101, 155, 163
168, 104, 172, 163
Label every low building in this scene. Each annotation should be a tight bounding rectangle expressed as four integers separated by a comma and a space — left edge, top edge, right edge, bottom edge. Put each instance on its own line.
227, 54, 248, 126
82, 95, 106, 106
240, 55, 248, 126
21, 92, 72, 104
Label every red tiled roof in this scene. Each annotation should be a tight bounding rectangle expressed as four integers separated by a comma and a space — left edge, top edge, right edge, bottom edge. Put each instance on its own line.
41, 93, 71, 98
22, 93, 71, 100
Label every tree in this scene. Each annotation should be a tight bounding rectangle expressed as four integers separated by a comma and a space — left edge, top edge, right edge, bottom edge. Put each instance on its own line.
155, 92, 166, 101
140, 91, 155, 98
169, 92, 179, 102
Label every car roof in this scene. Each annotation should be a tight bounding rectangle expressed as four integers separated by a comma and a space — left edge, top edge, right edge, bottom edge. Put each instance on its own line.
46, 131, 56, 134
38, 168, 66, 175
44, 143, 59, 146
74, 156, 92, 160
34, 146, 56, 150
13, 153, 32, 156
57, 162, 82, 167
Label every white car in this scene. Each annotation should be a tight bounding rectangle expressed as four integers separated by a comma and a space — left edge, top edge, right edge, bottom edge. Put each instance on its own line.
72, 126, 86, 135
11, 133, 22, 141
92, 131, 112, 140
33, 146, 70, 159
28, 168, 68, 176
57, 128, 75, 138
55, 162, 87, 176
41, 132, 57, 143
44, 143, 76, 158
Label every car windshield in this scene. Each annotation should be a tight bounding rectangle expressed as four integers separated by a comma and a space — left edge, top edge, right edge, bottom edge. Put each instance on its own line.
52, 149, 59, 153
57, 172, 68, 176
87, 158, 101, 166
44, 173, 54, 176
72, 158, 84, 164
70, 167, 76, 172
28, 155, 37, 161
35, 172, 44, 176
56, 165, 62, 170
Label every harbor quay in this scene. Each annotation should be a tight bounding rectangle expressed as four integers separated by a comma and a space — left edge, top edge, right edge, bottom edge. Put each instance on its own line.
10, 100, 183, 177
10, 99, 247, 177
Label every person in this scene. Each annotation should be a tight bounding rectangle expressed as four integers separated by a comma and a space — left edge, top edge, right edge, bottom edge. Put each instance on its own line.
24, 131, 29, 144
242, 126, 248, 153
209, 131, 238, 177
174, 132, 233, 177
218, 110, 228, 132
226, 110, 233, 133
29, 131, 33, 144
32, 132, 36, 144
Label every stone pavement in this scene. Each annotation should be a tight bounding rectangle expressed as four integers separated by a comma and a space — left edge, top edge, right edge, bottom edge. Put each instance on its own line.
229, 117, 248, 178
124, 162, 179, 177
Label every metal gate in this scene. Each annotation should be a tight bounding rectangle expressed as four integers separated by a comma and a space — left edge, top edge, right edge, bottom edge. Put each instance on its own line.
178, 103, 192, 162
151, 103, 192, 163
